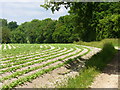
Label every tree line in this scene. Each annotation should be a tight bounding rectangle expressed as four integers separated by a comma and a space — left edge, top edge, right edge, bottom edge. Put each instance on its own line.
1, 2, 120, 44
1, 17, 79, 43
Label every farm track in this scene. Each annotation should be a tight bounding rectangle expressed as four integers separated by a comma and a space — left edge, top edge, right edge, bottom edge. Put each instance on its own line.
0, 44, 101, 89
90, 50, 119, 88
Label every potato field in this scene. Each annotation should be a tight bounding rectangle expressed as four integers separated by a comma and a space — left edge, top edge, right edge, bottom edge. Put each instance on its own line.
0, 44, 101, 88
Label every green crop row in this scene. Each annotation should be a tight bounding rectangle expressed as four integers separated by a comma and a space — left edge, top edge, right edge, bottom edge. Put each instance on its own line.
0, 47, 85, 82
2, 44, 50, 58
0, 46, 71, 69
2, 46, 61, 64
1, 45, 51, 61
2, 46, 90, 89
0, 47, 76, 73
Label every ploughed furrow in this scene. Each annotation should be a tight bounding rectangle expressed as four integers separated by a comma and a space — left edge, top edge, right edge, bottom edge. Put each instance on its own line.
1, 44, 92, 89
1, 45, 90, 89
1, 45, 56, 61
1, 46, 61, 64
0, 46, 74, 72
0, 47, 68, 73
2, 44, 15, 51
3, 44, 7, 50
1, 45, 51, 61
1, 44, 45, 58
0, 47, 77, 82
0, 46, 65, 70
1, 46, 81, 86
0, 47, 74, 74
7, 44, 12, 49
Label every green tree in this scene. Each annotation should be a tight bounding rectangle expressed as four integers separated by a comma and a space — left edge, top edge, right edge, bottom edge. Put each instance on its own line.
96, 14, 120, 40
2, 26, 10, 43
10, 22, 28, 43
53, 15, 79, 43
8, 21, 18, 30
41, 2, 120, 41
1, 19, 7, 27
42, 18, 56, 43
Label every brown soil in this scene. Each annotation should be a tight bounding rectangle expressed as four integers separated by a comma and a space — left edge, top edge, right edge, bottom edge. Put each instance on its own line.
16, 46, 100, 88
0, 46, 101, 88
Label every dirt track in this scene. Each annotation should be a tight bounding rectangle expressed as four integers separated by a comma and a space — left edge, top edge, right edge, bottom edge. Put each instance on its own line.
90, 49, 120, 88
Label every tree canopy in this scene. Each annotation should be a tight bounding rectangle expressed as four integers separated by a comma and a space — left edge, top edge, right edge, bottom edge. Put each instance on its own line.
1, 2, 119, 43
41, 2, 120, 41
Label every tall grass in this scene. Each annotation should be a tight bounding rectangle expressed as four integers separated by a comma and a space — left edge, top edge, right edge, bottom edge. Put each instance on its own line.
58, 43, 117, 88
85, 43, 117, 70
74, 38, 119, 48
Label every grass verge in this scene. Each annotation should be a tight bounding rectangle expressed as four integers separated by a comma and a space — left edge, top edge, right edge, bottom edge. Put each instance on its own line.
74, 38, 120, 48
58, 43, 117, 88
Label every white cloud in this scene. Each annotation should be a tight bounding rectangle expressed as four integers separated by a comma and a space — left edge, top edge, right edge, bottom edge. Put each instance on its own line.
0, 3, 2, 17
0, 2, 69, 24
53, 6, 70, 15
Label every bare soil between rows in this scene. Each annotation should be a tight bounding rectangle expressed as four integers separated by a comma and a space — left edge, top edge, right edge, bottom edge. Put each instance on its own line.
16, 47, 100, 88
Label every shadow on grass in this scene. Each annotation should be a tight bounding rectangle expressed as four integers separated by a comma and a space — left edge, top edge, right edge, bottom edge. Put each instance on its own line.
58, 43, 119, 88
56, 43, 119, 88
101, 50, 120, 75
64, 43, 118, 75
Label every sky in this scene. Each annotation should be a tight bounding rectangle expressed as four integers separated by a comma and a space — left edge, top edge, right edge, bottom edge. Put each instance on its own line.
0, 0, 69, 25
